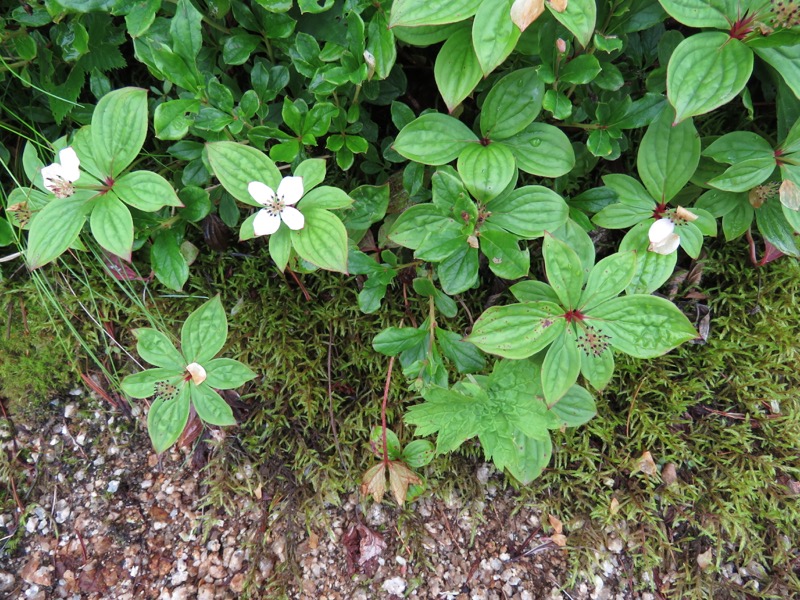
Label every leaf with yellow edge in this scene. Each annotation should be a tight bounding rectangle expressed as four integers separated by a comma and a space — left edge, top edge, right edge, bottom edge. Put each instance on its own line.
388, 461, 421, 506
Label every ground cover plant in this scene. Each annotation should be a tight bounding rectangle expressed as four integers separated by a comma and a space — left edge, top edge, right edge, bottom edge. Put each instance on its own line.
1, 0, 800, 596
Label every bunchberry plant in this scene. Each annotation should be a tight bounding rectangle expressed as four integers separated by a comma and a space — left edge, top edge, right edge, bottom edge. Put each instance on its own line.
121, 297, 256, 453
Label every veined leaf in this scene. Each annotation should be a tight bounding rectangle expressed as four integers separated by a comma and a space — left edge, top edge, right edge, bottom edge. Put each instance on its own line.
480, 68, 545, 140
393, 113, 478, 165
467, 302, 566, 359
543, 234, 583, 310
389, 0, 483, 27
181, 296, 228, 364
206, 142, 281, 206
91, 87, 148, 177
434, 27, 483, 112
148, 386, 191, 453
290, 208, 349, 273
457, 142, 516, 203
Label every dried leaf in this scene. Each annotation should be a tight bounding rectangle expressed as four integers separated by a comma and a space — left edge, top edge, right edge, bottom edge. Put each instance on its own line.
609, 497, 620, 515
551, 533, 567, 547
511, 0, 545, 32
361, 463, 387, 504
547, 514, 563, 534
780, 179, 800, 210
548, 0, 567, 12
635, 451, 658, 476
358, 523, 387, 566
102, 252, 148, 281
662, 463, 678, 486
388, 461, 421, 506
697, 548, 713, 570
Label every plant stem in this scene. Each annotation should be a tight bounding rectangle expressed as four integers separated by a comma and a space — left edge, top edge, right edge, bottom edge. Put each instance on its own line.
381, 355, 395, 467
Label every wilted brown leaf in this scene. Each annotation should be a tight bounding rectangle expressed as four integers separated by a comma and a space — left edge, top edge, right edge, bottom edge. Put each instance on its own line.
547, 514, 563, 534
697, 548, 713, 570
780, 179, 800, 210
549, 0, 568, 12
635, 451, 658, 476
361, 463, 387, 504
609, 497, 620, 515
388, 461, 421, 506
662, 462, 678, 486
511, 0, 545, 31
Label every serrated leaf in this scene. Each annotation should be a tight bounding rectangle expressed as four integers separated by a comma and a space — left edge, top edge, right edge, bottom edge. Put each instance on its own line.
668, 33, 753, 123
405, 386, 483, 453
435, 328, 486, 373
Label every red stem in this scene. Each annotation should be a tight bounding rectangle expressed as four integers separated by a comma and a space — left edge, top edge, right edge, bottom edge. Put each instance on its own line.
381, 356, 395, 466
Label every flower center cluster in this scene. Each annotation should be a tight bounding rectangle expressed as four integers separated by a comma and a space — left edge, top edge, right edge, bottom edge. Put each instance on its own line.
577, 325, 610, 357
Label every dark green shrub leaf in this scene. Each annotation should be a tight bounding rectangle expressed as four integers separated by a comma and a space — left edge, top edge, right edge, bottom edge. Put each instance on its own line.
480, 68, 544, 140
394, 113, 478, 165
434, 27, 483, 112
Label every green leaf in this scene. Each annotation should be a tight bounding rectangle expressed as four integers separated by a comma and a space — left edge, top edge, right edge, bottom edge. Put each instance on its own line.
222, 33, 260, 65
293, 158, 327, 192
373, 326, 427, 356
151, 230, 189, 291
181, 296, 228, 364
121, 368, 181, 398
367, 12, 397, 80
457, 142, 516, 203
619, 222, 678, 294
479, 227, 530, 280
191, 384, 236, 426
580, 346, 614, 391
543, 234, 583, 310
89, 193, 133, 260
268, 225, 292, 271
206, 142, 281, 206
342, 185, 390, 239
467, 302, 566, 359
657, 0, 731, 28
405, 386, 483, 453
171, 0, 203, 62
559, 54, 601, 84
472, 0, 520, 76
134, 328, 184, 370
504, 122, 575, 177
394, 113, 478, 165
178, 186, 212, 223
754, 45, 800, 100
510, 280, 561, 304
369, 426, 402, 460
579, 251, 637, 312
435, 328, 486, 373
299, 186, 353, 210
722, 197, 754, 241
114, 171, 182, 211
148, 386, 191, 453
549, 0, 596, 47
505, 432, 552, 484
547, 384, 596, 427
0, 218, 13, 246
26, 192, 92, 269
91, 87, 148, 177
154, 99, 200, 141
587, 295, 697, 358
707, 158, 776, 192
290, 208, 349, 272
389, 0, 483, 27
486, 185, 568, 238
480, 68, 544, 140
434, 27, 483, 113
402, 440, 436, 468
704, 131, 774, 164
637, 105, 700, 203
389, 205, 456, 249
756, 198, 800, 257
668, 33, 753, 123
204, 358, 257, 389
437, 244, 479, 295
415, 223, 467, 262
541, 330, 580, 404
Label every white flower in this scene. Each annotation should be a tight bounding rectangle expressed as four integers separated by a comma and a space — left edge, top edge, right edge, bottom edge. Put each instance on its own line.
185, 362, 207, 385
41, 147, 80, 198
647, 207, 698, 255
248, 176, 305, 237
648, 218, 681, 255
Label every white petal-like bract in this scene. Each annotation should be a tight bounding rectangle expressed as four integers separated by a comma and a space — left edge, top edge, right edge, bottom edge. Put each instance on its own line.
280, 206, 305, 230
248, 181, 276, 206
277, 176, 304, 206
254, 210, 282, 236
648, 218, 676, 243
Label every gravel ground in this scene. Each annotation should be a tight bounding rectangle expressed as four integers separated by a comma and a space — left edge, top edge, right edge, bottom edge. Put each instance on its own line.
1, 391, 652, 599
